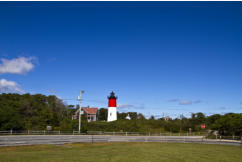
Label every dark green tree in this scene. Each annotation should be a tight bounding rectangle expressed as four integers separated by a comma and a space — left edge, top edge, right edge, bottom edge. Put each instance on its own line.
98, 108, 108, 121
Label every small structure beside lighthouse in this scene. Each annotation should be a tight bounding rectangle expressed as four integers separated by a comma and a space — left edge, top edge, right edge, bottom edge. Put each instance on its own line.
107, 91, 118, 122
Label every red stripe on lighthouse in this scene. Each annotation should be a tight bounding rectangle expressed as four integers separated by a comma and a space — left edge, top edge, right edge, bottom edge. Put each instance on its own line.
108, 98, 116, 107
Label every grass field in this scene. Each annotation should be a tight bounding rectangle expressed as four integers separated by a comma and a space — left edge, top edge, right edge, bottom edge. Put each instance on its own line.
0, 143, 241, 162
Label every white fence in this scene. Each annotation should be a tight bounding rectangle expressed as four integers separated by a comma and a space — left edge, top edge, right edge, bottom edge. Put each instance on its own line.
0, 130, 206, 136
0, 130, 241, 141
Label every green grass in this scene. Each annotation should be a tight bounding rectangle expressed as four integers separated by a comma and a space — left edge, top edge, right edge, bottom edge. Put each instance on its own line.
0, 143, 241, 162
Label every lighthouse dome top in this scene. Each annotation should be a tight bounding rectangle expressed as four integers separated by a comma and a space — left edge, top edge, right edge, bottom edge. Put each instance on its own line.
107, 91, 118, 99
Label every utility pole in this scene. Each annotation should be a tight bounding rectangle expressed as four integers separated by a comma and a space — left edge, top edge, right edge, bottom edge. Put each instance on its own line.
78, 90, 84, 134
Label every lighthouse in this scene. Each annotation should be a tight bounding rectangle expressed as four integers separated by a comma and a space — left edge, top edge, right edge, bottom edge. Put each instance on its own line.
107, 91, 117, 122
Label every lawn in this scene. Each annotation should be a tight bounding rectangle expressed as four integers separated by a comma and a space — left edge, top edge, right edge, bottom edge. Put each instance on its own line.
0, 143, 241, 162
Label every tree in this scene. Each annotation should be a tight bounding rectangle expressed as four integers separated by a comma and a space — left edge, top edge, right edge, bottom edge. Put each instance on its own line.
117, 112, 127, 120
137, 113, 146, 120
196, 112, 206, 124
0, 93, 70, 130
149, 115, 155, 120
129, 112, 138, 120
98, 108, 108, 121
207, 114, 221, 128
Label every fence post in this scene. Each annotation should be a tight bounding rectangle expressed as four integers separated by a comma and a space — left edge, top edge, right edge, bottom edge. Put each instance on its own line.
10, 129, 12, 135
44, 130, 45, 135
126, 132, 127, 136
59, 130, 61, 135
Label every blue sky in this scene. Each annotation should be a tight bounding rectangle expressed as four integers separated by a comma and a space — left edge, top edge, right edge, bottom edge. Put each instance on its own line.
0, 2, 242, 118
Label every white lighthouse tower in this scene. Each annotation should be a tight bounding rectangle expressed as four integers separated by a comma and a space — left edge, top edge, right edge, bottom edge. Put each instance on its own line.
107, 91, 117, 122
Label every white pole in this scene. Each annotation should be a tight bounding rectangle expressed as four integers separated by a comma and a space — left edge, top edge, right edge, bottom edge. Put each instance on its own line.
78, 91, 84, 134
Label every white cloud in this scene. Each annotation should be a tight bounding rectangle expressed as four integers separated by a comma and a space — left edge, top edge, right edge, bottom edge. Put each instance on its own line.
0, 79, 24, 93
117, 104, 134, 109
0, 57, 35, 75
179, 101, 193, 105
168, 99, 202, 105
117, 103, 145, 110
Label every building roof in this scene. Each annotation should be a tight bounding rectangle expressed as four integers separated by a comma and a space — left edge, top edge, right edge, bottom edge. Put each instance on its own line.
82, 107, 98, 114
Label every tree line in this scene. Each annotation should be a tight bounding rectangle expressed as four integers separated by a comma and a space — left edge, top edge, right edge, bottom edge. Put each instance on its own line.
0, 93, 241, 136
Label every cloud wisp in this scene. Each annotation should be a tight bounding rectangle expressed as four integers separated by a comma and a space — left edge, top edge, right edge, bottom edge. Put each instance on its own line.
0, 79, 24, 93
117, 104, 134, 109
179, 100, 193, 105
0, 57, 36, 75
168, 99, 202, 105
117, 103, 145, 110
